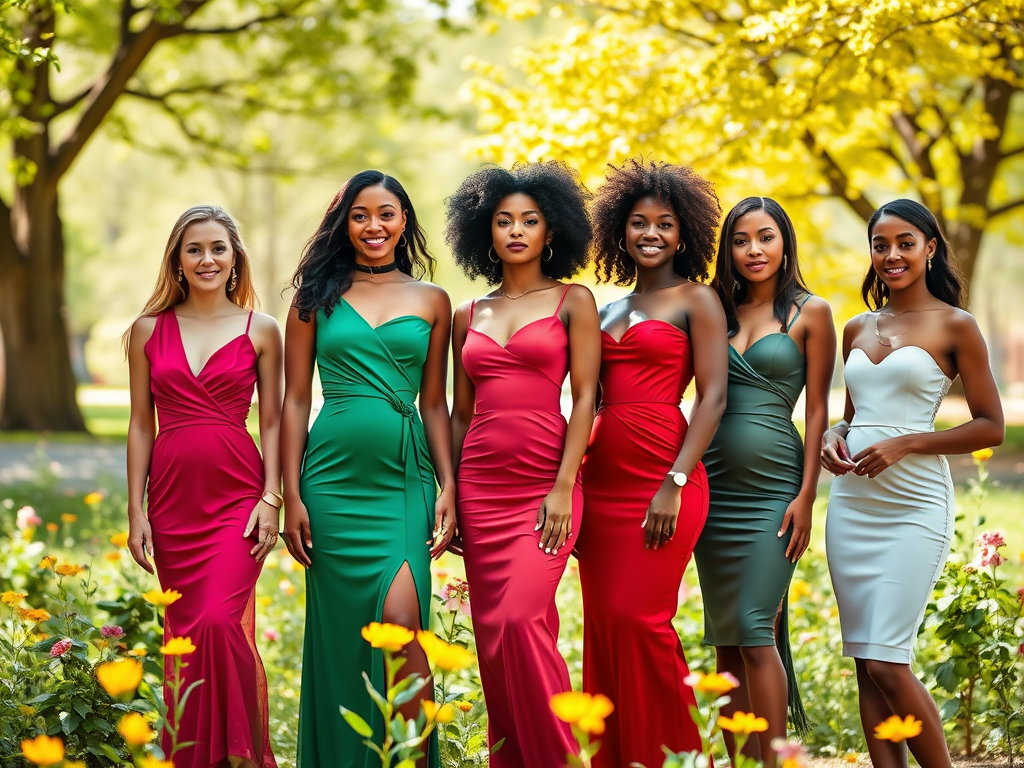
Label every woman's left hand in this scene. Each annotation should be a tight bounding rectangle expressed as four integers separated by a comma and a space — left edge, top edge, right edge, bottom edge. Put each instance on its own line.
778, 494, 813, 562
244, 499, 279, 563
643, 484, 681, 550
537, 483, 574, 556
852, 435, 913, 478
430, 487, 457, 559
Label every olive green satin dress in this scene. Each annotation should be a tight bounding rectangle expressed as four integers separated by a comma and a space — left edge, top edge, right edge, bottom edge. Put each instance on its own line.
692, 301, 809, 730
297, 298, 438, 768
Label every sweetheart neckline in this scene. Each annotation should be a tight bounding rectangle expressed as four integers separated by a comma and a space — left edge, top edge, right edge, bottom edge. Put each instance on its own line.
730, 331, 803, 359
849, 345, 952, 384
601, 318, 689, 345
468, 314, 565, 351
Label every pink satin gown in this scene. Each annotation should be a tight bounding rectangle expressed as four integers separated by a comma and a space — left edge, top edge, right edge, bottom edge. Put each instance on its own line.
457, 285, 581, 768
145, 310, 276, 768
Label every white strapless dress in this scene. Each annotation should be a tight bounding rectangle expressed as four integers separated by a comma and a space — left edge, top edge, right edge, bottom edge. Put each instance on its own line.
825, 345, 954, 663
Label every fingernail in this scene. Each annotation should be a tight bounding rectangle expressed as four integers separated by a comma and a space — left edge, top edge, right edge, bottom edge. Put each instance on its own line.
538, 542, 543, 549
545, 547, 551, 554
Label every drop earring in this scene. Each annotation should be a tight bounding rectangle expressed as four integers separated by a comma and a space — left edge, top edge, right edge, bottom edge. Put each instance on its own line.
228, 266, 237, 292
927, 256, 932, 272
782, 254, 788, 271
177, 265, 184, 281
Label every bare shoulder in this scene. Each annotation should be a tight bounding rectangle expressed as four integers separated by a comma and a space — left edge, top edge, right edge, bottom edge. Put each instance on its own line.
416, 281, 452, 313
800, 295, 834, 323
945, 306, 983, 342
844, 311, 870, 334
129, 315, 158, 349
249, 311, 283, 345
562, 283, 597, 312
679, 280, 718, 305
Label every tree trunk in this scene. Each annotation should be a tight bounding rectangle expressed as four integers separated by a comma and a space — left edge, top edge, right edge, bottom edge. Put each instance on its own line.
0, 180, 86, 432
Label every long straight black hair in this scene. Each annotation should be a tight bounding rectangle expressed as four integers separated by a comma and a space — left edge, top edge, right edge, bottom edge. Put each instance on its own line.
863, 199, 965, 310
290, 170, 435, 322
712, 196, 810, 337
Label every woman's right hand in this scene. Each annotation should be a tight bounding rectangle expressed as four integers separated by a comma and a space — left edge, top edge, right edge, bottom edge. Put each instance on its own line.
283, 500, 313, 568
821, 430, 856, 476
128, 514, 155, 574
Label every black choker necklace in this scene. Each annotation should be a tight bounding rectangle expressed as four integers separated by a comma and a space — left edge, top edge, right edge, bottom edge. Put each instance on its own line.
353, 261, 399, 274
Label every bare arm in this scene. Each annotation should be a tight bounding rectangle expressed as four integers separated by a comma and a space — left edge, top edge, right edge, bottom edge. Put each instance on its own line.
538, 285, 601, 555
126, 316, 157, 574
450, 302, 475, 472
245, 314, 284, 561
280, 307, 316, 567
419, 289, 456, 557
821, 317, 860, 475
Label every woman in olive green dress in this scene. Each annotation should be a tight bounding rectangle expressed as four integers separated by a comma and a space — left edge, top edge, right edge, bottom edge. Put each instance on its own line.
280, 171, 455, 768
693, 197, 835, 764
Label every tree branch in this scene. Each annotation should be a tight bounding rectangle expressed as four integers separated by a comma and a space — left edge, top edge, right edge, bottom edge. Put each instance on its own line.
989, 198, 1024, 219
800, 130, 876, 222
163, 2, 303, 38
1001, 145, 1024, 161
49, 86, 92, 117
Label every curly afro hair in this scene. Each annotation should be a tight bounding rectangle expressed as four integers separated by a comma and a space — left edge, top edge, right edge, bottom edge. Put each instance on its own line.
444, 162, 593, 285
591, 159, 721, 285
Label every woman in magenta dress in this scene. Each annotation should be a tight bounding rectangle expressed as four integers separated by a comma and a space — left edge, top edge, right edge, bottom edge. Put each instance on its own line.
577, 160, 729, 768
446, 162, 601, 768
126, 205, 282, 768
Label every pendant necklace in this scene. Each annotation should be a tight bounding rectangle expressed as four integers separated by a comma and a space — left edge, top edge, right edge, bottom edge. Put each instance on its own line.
500, 284, 558, 301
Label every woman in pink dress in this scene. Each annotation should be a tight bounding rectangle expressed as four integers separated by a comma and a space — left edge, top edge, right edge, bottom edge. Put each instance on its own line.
446, 162, 601, 768
126, 205, 282, 768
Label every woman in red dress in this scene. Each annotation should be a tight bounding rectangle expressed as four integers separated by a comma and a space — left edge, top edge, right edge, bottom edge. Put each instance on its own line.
446, 162, 601, 768
126, 205, 282, 768
577, 160, 729, 768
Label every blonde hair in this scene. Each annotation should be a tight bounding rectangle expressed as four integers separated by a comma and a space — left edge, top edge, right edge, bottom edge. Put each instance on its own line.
123, 205, 259, 353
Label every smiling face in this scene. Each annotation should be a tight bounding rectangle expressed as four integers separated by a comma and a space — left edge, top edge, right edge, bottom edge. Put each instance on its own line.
491, 193, 553, 265
730, 208, 784, 285
178, 220, 235, 295
624, 196, 680, 269
870, 213, 936, 291
347, 185, 407, 264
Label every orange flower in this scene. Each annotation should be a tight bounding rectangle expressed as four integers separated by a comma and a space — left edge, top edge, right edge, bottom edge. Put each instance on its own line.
97, 659, 143, 697
18, 608, 51, 623
60, 513, 77, 523
116, 712, 155, 745
20, 734, 65, 766
874, 714, 922, 742
550, 691, 615, 735
143, 588, 182, 607
455, 700, 473, 713
139, 756, 174, 768
55, 564, 86, 577
127, 648, 148, 658
104, 552, 122, 562
160, 636, 196, 656
416, 630, 475, 671
39, 556, 57, 570
718, 711, 769, 734
83, 491, 104, 505
109, 532, 129, 547
422, 700, 456, 723
684, 670, 740, 695
1, 591, 26, 606
45, 523, 58, 532
972, 448, 994, 462
361, 622, 414, 652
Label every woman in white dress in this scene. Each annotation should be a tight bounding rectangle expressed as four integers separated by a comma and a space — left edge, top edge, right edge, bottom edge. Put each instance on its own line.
821, 198, 1003, 768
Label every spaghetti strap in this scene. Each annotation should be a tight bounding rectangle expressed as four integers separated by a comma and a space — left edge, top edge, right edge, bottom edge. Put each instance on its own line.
786, 294, 812, 332
245, 310, 254, 335
468, 299, 476, 326
554, 284, 573, 315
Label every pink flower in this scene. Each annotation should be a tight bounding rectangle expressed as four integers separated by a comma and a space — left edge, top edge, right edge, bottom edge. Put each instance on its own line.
440, 578, 471, 618
50, 638, 73, 657
263, 628, 281, 642
977, 530, 1007, 549
100, 625, 124, 639
978, 545, 1007, 568
16, 506, 42, 530
797, 632, 817, 644
771, 738, 808, 767
1017, 587, 1024, 604
1018, 643, 1024, 657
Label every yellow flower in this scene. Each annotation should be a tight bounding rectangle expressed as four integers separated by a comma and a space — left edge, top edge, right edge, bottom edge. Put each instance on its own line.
39, 556, 57, 570
415, 630, 475, 671
97, 659, 143, 697
83, 491, 104, 505
455, 700, 473, 713
718, 711, 770, 734
65, 762, 87, 768
1, 591, 26, 606
116, 712, 155, 745
161, 636, 197, 656
139, 757, 175, 768
422, 700, 456, 723
143, 588, 182, 607
109, 532, 129, 547
18, 608, 51, 623
20, 734, 65, 766
972, 448, 994, 462
789, 579, 812, 600
259, 596, 272, 607
105, 552, 122, 562
55, 564, 86, 577
873, 714, 922, 742
361, 622, 414, 652
18, 705, 36, 716
550, 691, 615, 735
844, 753, 859, 764
685, 671, 740, 695
60, 513, 77, 523
127, 648, 148, 658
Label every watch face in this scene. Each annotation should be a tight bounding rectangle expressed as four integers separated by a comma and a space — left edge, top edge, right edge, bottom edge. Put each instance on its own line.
672, 472, 687, 487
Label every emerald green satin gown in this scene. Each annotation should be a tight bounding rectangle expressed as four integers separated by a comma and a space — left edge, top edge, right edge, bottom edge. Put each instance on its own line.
692, 299, 809, 729
297, 298, 438, 767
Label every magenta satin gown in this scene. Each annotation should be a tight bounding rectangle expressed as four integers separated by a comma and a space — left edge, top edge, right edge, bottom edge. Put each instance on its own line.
145, 310, 276, 768
457, 286, 580, 768
578, 321, 707, 768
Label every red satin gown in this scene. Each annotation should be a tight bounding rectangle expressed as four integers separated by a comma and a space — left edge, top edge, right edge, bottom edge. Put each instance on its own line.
145, 310, 276, 768
577, 320, 707, 768
457, 286, 581, 768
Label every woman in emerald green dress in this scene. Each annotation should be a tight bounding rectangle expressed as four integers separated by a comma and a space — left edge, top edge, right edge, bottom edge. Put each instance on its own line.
280, 171, 455, 768
693, 197, 835, 765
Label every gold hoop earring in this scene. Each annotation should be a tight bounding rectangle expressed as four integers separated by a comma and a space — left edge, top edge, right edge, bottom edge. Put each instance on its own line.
228, 266, 238, 292
676, 242, 686, 253
618, 239, 627, 253
488, 247, 500, 264
399, 233, 408, 247
545, 244, 554, 262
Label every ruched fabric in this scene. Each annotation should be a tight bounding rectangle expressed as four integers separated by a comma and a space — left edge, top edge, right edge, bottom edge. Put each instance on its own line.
145, 309, 276, 768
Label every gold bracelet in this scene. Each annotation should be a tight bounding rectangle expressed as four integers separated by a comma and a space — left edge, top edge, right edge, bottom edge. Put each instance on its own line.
261, 491, 283, 510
